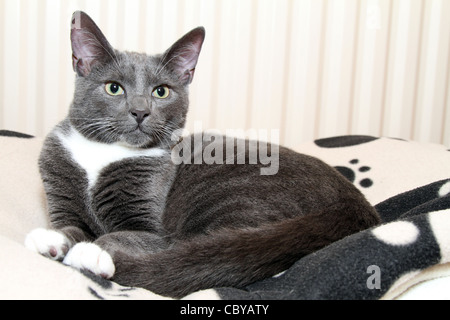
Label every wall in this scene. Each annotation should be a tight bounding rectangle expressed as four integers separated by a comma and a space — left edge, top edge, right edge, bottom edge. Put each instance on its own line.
0, 0, 449, 149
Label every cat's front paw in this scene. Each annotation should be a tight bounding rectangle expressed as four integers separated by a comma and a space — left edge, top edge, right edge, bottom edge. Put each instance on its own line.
25, 228, 70, 261
63, 242, 115, 279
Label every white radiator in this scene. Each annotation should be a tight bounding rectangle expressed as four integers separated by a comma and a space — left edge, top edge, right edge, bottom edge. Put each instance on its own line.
1, 0, 449, 148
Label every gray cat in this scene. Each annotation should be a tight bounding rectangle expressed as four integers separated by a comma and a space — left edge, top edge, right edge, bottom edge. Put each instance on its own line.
25, 11, 380, 298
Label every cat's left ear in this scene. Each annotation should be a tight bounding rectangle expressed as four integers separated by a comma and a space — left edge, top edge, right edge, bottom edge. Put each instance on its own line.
162, 27, 205, 85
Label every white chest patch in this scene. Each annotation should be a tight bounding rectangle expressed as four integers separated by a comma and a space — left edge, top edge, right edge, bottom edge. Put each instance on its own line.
57, 127, 167, 187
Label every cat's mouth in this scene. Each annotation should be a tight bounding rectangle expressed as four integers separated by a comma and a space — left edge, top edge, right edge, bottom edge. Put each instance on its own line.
120, 125, 155, 148
120, 121, 173, 149
133, 123, 147, 133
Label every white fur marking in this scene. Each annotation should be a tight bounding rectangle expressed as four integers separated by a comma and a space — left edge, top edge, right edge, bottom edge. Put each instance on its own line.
63, 242, 115, 279
25, 228, 70, 260
57, 127, 166, 187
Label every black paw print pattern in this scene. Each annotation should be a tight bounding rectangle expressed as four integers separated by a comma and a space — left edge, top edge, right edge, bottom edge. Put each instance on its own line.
335, 159, 373, 188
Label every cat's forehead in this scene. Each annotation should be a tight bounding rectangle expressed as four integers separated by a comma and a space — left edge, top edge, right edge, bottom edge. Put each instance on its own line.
119, 51, 156, 67
111, 51, 173, 86
117, 51, 157, 76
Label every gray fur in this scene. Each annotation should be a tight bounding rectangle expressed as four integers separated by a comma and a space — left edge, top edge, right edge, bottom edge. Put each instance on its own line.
38, 11, 380, 298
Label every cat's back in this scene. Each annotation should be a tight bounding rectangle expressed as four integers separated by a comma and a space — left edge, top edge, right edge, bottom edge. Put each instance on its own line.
163, 134, 366, 239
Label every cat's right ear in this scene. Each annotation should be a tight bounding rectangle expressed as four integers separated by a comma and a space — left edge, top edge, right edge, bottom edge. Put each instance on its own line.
71, 11, 115, 77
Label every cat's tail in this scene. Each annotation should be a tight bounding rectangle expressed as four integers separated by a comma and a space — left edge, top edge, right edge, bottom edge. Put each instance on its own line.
112, 199, 380, 298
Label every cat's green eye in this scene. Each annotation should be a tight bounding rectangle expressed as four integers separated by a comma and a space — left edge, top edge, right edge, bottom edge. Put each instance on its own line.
152, 85, 170, 99
105, 82, 125, 96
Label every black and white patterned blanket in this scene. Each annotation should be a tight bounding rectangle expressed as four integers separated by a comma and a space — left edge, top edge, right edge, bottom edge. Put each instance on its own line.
1, 131, 449, 300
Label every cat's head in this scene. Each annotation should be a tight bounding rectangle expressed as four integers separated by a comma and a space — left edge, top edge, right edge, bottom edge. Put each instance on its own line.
69, 11, 205, 149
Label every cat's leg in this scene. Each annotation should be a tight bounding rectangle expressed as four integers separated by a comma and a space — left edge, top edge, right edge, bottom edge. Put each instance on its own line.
94, 231, 170, 257
59, 231, 167, 279
25, 226, 93, 261
62, 242, 115, 279
25, 228, 71, 261
26, 226, 115, 278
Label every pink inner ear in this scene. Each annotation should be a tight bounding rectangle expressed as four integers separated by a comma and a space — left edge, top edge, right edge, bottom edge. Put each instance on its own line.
72, 55, 97, 77
70, 12, 115, 77
180, 68, 196, 84
173, 46, 202, 84
72, 30, 97, 57
72, 54, 79, 72
162, 27, 205, 85
71, 29, 101, 75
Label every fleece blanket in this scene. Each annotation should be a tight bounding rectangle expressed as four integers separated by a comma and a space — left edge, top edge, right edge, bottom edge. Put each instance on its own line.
0, 130, 449, 300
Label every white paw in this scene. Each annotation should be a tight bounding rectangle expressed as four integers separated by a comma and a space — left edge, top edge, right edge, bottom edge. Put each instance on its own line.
63, 242, 115, 279
25, 228, 70, 261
